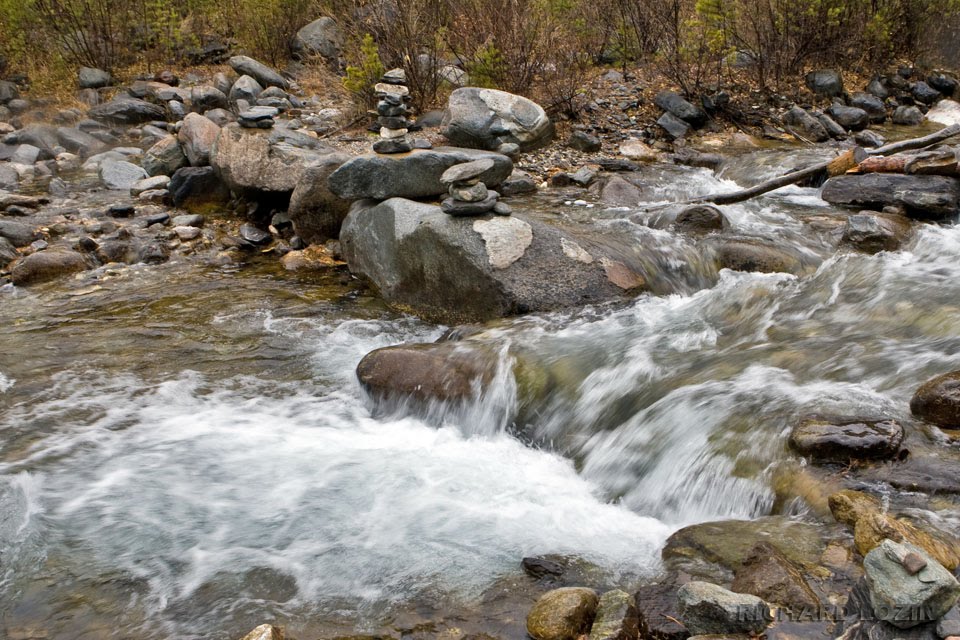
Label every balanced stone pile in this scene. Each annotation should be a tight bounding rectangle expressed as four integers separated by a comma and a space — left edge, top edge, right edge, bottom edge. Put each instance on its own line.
373, 69, 413, 154
440, 158, 511, 216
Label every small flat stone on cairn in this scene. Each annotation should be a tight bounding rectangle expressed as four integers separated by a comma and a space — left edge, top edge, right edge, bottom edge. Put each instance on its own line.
440, 159, 508, 216
381, 68, 407, 85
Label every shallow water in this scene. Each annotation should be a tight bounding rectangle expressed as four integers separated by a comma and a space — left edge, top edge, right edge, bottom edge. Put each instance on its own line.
2, 150, 959, 639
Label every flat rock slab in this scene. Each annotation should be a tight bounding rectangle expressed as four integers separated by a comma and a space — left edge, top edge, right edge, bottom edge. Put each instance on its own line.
821, 174, 960, 219
328, 147, 513, 200
339, 198, 650, 322
789, 417, 904, 462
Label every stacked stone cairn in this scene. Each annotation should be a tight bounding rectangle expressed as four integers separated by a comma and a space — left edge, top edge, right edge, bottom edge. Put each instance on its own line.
440, 158, 512, 216
373, 69, 413, 154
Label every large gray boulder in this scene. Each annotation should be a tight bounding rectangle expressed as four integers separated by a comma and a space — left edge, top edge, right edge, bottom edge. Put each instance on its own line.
89, 98, 166, 124
292, 17, 343, 60
228, 56, 288, 90
789, 416, 904, 462
287, 152, 352, 243
864, 540, 960, 629
0, 80, 19, 105
442, 87, 554, 152
211, 125, 329, 195
178, 112, 220, 166
783, 106, 829, 142
677, 581, 770, 636
340, 198, 649, 322
78, 67, 111, 89
821, 174, 960, 219
328, 147, 513, 200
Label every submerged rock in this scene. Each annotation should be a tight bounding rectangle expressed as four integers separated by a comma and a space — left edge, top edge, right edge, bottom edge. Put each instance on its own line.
910, 370, 960, 428
10, 248, 91, 285
821, 174, 960, 219
340, 198, 649, 322
674, 205, 728, 234
328, 147, 512, 200
842, 212, 911, 253
357, 342, 497, 403
789, 416, 904, 462
442, 87, 554, 152
169, 166, 230, 214
731, 541, 820, 610
677, 581, 770, 636
526, 587, 599, 640
864, 540, 960, 629
712, 237, 809, 275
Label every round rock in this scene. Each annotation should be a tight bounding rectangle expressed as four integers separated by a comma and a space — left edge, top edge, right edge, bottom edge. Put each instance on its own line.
910, 370, 960, 428
526, 587, 599, 640
789, 416, 904, 462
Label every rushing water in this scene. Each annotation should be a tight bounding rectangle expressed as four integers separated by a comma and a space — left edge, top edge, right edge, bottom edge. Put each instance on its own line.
2, 147, 960, 639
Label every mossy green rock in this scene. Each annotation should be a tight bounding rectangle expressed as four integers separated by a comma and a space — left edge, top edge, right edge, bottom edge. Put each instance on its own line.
526, 587, 599, 640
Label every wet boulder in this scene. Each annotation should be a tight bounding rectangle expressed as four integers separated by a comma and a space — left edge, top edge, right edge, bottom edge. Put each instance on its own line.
526, 587, 599, 640
674, 205, 728, 234
842, 212, 911, 253
783, 106, 829, 142
142, 135, 188, 177
328, 147, 513, 200
928, 73, 958, 97
10, 248, 91, 285
821, 174, 960, 219
357, 342, 497, 403
864, 540, 960, 629
711, 237, 809, 275
826, 104, 869, 131
654, 91, 708, 128
89, 98, 166, 125
849, 92, 887, 123
442, 87, 554, 152
590, 589, 639, 640
910, 370, 960, 428
662, 517, 827, 584
893, 105, 924, 126
599, 176, 642, 207
805, 70, 844, 97
340, 198, 650, 322
912, 81, 942, 105
731, 542, 820, 611
677, 581, 770, 636
286, 152, 352, 243
228, 55, 288, 90
789, 416, 904, 462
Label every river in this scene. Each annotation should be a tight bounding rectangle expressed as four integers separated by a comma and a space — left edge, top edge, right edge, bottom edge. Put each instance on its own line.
1, 145, 959, 639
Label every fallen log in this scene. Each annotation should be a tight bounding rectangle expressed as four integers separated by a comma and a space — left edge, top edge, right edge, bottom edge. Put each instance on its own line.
850, 155, 908, 174
657, 124, 960, 208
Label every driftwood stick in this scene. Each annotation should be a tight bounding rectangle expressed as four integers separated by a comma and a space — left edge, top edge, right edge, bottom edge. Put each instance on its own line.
650, 124, 960, 209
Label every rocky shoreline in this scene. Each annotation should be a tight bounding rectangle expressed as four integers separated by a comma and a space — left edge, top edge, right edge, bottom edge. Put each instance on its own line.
2, 51, 960, 640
